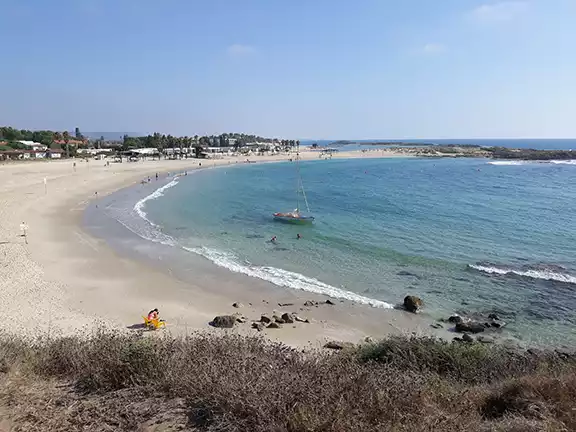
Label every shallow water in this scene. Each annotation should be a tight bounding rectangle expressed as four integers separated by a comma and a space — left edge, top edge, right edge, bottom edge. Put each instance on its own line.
102, 157, 576, 348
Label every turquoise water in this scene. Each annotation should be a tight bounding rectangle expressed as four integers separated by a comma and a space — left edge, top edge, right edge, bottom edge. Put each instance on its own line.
302, 138, 576, 150
135, 158, 576, 347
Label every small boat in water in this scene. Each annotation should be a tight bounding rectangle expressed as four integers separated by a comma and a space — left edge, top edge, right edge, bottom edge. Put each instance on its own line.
273, 209, 315, 224
273, 143, 314, 224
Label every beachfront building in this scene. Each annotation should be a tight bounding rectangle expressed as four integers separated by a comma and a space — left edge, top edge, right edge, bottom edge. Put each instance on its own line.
18, 140, 48, 151
0, 148, 63, 160
77, 148, 114, 159
121, 148, 160, 160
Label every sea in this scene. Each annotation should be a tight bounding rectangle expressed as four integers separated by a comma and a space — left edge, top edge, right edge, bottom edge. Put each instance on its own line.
87, 139, 576, 349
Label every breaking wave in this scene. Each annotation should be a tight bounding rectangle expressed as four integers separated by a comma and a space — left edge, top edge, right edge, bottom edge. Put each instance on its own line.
133, 178, 180, 225
469, 264, 576, 284
185, 246, 394, 308
489, 160, 576, 166
488, 161, 527, 166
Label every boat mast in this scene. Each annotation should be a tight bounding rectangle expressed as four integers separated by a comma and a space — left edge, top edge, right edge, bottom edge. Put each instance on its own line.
295, 141, 300, 212
295, 141, 311, 214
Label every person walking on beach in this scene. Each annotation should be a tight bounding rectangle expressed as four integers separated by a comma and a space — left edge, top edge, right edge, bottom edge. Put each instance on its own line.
19, 222, 28, 244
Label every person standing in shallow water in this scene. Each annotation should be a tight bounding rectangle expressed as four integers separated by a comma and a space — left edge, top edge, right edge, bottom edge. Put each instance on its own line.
297, 233, 301, 239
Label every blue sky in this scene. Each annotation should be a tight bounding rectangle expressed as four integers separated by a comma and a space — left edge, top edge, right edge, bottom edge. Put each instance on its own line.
1, 0, 574, 139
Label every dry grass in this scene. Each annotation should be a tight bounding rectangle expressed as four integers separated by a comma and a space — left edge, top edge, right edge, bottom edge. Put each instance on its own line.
0, 330, 574, 431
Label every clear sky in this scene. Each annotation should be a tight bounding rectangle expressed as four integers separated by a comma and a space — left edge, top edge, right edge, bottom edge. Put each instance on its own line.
1, 0, 575, 139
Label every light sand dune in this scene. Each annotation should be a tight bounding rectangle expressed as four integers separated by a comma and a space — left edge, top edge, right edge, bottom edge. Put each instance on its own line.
0, 152, 449, 347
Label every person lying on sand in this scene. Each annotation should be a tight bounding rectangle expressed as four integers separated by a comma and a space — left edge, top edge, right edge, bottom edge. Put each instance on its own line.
147, 308, 159, 321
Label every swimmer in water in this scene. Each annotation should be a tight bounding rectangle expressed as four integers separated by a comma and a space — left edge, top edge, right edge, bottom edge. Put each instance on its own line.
270, 236, 277, 243
297, 233, 301, 239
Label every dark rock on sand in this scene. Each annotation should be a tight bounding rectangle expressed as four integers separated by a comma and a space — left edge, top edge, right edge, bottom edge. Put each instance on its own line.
304, 300, 319, 307
430, 323, 443, 329
325, 299, 335, 305
455, 321, 485, 334
267, 322, 282, 329
324, 341, 354, 350
252, 322, 265, 332
232, 302, 243, 308
273, 315, 285, 324
260, 315, 272, 324
403, 295, 423, 313
278, 303, 294, 307
281, 313, 295, 324
211, 316, 236, 328
462, 333, 474, 343
235, 317, 246, 324
448, 315, 464, 324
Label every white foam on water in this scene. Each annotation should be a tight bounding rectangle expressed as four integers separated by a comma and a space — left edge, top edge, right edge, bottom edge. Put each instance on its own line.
488, 161, 527, 166
550, 160, 576, 165
133, 177, 180, 226
469, 264, 576, 284
185, 245, 394, 308
489, 160, 576, 166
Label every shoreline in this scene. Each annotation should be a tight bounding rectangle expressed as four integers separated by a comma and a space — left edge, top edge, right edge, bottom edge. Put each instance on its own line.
0, 151, 455, 348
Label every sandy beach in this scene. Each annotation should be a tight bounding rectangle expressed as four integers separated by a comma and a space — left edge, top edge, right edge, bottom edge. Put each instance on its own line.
0, 150, 450, 347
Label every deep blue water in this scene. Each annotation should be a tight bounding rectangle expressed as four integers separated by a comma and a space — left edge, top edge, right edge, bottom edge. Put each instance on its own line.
301, 139, 576, 151
133, 157, 576, 347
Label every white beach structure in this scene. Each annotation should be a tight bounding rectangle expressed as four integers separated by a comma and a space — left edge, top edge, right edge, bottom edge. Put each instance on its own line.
18, 141, 48, 151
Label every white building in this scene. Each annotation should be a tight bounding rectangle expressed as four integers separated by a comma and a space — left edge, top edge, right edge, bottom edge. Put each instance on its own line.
19, 140, 48, 151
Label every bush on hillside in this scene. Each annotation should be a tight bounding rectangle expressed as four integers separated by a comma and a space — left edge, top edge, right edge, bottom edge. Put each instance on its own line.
0, 329, 574, 431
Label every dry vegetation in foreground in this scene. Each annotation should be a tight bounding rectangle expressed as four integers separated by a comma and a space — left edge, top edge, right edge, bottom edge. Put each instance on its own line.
0, 330, 574, 431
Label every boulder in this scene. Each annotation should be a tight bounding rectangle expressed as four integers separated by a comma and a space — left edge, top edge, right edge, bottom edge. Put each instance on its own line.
267, 322, 282, 329
273, 315, 285, 324
448, 315, 464, 324
325, 299, 335, 305
455, 321, 485, 334
232, 302, 243, 308
211, 315, 236, 328
487, 313, 500, 320
260, 315, 272, 324
477, 336, 495, 344
281, 313, 295, 324
403, 295, 423, 313
324, 341, 354, 350
294, 316, 310, 323
462, 333, 474, 343
251, 322, 265, 332
304, 300, 319, 307
490, 320, 506, 329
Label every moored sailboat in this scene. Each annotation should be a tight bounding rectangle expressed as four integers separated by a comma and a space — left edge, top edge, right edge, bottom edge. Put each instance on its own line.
273, 143, 314, 224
